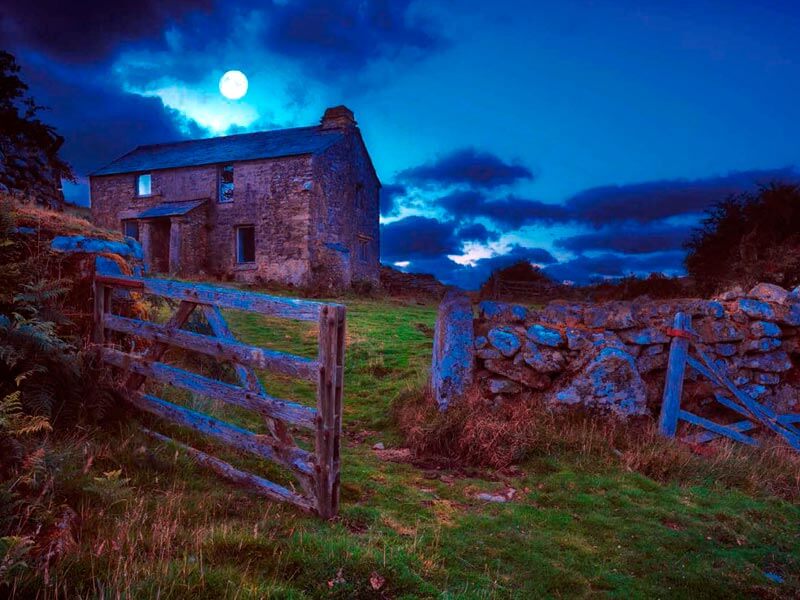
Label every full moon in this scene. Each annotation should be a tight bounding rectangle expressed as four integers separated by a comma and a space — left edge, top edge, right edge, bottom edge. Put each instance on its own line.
219, 70, 248, 100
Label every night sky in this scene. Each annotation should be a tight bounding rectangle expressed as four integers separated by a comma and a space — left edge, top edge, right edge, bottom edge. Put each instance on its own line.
4, 1, 800, 287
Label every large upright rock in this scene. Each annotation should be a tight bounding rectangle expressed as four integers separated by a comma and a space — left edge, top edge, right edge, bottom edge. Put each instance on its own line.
431, 291, 475, 410
545, 336, 648, 417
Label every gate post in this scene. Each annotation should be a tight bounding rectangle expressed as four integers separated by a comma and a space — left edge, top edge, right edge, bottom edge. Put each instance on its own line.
315, 304, 345, 518
659, 312, 691, 437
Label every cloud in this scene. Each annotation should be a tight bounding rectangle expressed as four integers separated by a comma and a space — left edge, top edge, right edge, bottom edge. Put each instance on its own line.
262, 0, 444, 77
544, 251, 686, 283
555, 224, 693, 254
2, 0, 211, 62
20, 58, 198, 176
380, 216, 460, 262
399, 147, 534, 190
455, 223, 495, 243
387, 240, 556, 290
437, 190, 569, 228
379, 183, 406, 217
564, 168, 800, 225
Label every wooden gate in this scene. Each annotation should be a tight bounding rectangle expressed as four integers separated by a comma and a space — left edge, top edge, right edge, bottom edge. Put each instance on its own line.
93, 264, 345, 518
659, 312, 800, 451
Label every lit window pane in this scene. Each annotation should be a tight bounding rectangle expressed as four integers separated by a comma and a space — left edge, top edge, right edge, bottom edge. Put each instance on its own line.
219, 164, 234, 202
137, 173, 151, 196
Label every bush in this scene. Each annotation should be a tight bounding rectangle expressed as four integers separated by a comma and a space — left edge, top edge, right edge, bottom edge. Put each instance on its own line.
393, 386, 800, 501
685, 183, 800, 294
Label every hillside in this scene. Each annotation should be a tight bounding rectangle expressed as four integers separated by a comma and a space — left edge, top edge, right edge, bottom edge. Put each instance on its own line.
3, 285, 799, 597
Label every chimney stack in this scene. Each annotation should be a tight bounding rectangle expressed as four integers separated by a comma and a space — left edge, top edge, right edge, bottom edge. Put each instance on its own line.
320, 105, 356, 130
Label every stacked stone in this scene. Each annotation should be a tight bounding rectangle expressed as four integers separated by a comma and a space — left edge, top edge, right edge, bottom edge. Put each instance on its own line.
472, 282, 800, 417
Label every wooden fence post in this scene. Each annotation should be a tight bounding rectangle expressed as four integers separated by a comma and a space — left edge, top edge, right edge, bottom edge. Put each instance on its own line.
315, 304, 345, 519
93, 279, 106, 344
659, 312, 691, 437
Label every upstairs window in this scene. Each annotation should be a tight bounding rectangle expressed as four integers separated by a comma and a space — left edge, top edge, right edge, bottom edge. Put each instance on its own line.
136, 173, 151, 196
219, 164, 234, 202
122, 220, 139, 241
236, 225, 255, 263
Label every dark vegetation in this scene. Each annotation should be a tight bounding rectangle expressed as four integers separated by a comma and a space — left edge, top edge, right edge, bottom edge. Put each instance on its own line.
0, 200, 121, 590
0, 51, 72, 209
686, 183, 800, 294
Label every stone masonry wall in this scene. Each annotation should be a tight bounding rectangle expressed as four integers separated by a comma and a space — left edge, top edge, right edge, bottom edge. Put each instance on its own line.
470, 283, 800, 418
90, 157, 315, 286
310, 127, 380, 290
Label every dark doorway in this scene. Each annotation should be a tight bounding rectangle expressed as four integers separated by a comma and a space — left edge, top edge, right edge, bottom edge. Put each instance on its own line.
149, 219, 171, 273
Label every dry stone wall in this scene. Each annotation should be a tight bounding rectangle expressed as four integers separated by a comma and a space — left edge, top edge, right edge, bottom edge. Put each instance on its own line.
452, 282, 800, 418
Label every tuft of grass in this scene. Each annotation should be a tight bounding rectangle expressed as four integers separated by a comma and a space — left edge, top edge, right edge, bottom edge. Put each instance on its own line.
3, 295, 800, 598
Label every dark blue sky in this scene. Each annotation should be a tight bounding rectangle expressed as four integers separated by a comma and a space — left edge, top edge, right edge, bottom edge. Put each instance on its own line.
4, 0, 800, 287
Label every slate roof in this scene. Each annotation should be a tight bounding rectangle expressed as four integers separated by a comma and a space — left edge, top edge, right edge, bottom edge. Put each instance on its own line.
91, 126, 344, 176
136, 199, 206, 219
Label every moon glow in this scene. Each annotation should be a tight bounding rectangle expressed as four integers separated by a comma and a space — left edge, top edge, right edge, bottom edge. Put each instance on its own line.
219, 70, 248, 100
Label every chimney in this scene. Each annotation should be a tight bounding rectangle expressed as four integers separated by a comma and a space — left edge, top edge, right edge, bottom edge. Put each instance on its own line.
320, 105, 356, 130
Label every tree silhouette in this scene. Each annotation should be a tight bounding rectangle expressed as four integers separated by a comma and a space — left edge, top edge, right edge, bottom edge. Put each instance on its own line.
0, 50, 73, 209
685, 183, 800, 293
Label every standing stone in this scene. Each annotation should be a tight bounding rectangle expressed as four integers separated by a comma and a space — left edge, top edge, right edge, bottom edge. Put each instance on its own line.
431, 291, 475, 410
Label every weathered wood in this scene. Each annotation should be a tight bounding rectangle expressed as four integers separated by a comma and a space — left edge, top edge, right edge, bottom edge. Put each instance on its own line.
143, 429, 314, 511
93, 280, 106, 344
130, 392, 314, 477
684, 419, 756, 444
103, 313, 319, 381
94, 265, 346, 518
125, 300, 197, 391
101, 347, 317, 429
314, 304, 345, 519
659, 312, 691, 438
96, 272, 336, 322
693, 346, 800, 449
679, 410, 759, 446
200, 304, 306, 492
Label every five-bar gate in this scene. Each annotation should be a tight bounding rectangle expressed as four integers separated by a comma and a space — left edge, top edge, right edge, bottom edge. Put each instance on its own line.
93, 264, 345, 518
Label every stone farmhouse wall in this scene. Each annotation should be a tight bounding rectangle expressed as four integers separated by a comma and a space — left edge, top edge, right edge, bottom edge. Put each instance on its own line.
90, 111, 380, 291
433, 283, 800, 418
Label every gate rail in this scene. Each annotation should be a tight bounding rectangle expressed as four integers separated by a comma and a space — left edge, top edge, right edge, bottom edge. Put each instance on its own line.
93, 265, 345, 518
659, 312, 800, 451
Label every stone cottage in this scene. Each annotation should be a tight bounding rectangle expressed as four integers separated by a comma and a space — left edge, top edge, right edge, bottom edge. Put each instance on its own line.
89, 106, 380, 290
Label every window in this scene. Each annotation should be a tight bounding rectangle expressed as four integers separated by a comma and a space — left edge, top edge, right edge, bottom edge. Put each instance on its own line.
136, 173, 151, 196
219, 164, 234, 202
358, 237, 369, 262
236, 226, 255, 263
122, 220, 139, 241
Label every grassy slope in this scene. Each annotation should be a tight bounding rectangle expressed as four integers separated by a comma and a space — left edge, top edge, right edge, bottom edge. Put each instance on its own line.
25, 297, 799, 599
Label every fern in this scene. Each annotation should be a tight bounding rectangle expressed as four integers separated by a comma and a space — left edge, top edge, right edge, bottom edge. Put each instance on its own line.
0, 390, 52, 437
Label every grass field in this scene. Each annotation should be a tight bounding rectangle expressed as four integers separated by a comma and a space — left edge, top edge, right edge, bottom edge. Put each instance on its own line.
8, 296, 800, 599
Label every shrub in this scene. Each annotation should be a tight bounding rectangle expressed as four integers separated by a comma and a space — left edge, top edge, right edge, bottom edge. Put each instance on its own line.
685, 183, 800, 293
393, 386, 800, 501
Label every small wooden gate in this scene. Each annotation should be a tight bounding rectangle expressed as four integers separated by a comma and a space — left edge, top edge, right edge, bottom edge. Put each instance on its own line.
93, 265, 345, 518
659, 312, 800, 451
